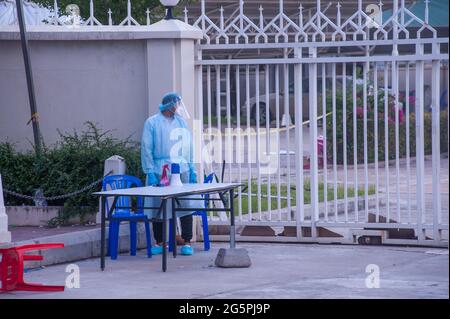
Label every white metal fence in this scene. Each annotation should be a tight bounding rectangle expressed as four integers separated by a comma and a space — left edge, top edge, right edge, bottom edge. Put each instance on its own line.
193, 0, 449, 247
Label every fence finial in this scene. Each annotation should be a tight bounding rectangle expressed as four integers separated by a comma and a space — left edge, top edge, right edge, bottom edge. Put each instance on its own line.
146, 8, 151, 25
378, 1, 384, 25
53, 0, 59, 25
119, 0, 139, 26
184, 7, 188, 23
259, 5, 264, 29
424, 0, 430, 24
108, 8, 112, 25
219, 6, 224, 30
400, 0, 405, 25
84, 0, 102, 26
298, 4, 303, 27
90, 0, 94, 22
127, 0, 131, 25
336, 2, 342, 26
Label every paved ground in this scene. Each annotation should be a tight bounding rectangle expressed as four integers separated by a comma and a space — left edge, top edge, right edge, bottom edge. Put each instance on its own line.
1, 242, 448, 299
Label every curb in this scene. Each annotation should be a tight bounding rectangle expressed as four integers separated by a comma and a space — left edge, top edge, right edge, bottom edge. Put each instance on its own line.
0, 223, 152, 268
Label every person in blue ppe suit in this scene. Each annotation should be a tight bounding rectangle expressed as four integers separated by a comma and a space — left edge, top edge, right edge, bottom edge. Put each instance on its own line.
141, 92, 197, 256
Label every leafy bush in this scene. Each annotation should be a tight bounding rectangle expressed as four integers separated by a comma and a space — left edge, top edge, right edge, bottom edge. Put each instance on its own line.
34, 0, 196, 25
0, 122, 143, 224
35, 0, 165, 25
324, 80, 448, 164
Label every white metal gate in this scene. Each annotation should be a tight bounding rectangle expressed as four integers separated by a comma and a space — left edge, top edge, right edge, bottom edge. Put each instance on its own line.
191, 0, 449, 247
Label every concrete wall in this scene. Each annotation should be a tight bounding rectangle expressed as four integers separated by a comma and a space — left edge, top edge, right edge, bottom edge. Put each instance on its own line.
6, 206, 96, 226
0, 23, 203, 151
0, 38, 147, 150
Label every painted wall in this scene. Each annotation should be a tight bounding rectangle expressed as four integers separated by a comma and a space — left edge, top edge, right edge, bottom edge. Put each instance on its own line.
0, 22, 202, 153
0, 39, 148, 150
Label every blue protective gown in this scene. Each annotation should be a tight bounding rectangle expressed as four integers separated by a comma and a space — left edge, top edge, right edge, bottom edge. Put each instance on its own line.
141, 112, 198, 219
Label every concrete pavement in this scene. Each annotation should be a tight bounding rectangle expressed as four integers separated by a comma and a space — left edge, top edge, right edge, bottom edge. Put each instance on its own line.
0, 242, 448, 299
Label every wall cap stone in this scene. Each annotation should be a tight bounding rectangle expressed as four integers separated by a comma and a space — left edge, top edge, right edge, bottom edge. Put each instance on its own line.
0, 20, 203, 41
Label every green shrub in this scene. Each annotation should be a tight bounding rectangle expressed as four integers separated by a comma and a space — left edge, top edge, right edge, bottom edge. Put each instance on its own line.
0, 122, 143, 224
325, 84, 448, 164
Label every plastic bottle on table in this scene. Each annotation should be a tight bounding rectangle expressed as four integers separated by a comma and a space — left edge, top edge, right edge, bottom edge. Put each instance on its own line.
170, 163, 183, 186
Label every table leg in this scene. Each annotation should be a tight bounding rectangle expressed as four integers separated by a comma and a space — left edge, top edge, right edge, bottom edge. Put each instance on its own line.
172, 197, 177, 258
162, 199, 167, 272
230, 189, 236, 249
100, 196, 106, 270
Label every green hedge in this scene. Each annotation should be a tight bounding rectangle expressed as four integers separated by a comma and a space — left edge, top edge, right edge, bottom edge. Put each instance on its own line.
0, 122, 143, 223
325, 88, 448, 165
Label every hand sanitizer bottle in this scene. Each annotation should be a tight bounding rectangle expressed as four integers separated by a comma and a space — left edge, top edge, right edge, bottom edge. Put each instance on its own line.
159, 164, 170, 186
170, 163, 183, 186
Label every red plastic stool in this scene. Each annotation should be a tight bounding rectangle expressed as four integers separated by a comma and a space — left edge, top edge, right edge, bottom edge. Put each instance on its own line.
0, 243, 65, 292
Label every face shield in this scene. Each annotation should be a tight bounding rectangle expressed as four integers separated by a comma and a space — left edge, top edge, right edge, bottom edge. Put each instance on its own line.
170, 99, 191, 119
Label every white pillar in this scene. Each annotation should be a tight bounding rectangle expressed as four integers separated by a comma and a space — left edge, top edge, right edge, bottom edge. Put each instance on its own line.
0, 174, 12, 243
96, 155, 127, 224
103, 155, 126, 177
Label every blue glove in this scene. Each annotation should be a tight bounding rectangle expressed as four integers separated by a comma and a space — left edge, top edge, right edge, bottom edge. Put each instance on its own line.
189, 170, 197, 184
147, 173, 159, 186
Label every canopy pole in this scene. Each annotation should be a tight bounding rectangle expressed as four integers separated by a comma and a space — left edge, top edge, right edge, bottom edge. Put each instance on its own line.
15, 0, 42, 156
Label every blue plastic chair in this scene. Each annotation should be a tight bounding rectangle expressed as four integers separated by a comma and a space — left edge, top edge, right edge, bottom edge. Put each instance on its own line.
169, 173, 214, 252
102, 175, 152, 260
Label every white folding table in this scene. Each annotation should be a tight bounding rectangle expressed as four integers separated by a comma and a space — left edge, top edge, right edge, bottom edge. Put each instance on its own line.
93, 183, 242, 272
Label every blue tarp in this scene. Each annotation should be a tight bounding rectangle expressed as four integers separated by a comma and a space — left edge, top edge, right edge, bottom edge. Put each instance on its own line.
382, 0, 449, 27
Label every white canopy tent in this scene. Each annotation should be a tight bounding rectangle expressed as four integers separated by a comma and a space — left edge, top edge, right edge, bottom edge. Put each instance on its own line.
0, 0, 53, 25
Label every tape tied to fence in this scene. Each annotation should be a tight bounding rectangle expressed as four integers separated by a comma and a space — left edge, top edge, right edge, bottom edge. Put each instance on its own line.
26, 112, 39, 125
